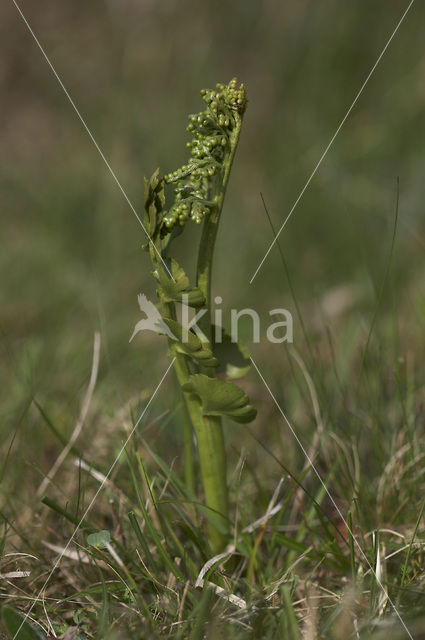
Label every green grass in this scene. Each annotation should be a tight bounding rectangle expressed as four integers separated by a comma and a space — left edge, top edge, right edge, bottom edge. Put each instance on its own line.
1, 296, 425, 638
2, 1, 425, 638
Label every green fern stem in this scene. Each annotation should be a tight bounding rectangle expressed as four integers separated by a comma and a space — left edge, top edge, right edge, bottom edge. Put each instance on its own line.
189, 109, 244, 550
160, 295, 229, 552
196, 114, 244, 342
172, 349, 228, 552
142, 79, 249, 553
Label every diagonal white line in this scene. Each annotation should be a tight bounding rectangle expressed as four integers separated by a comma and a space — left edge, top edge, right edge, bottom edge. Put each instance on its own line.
13, 357, 176, 640
11, 0, 174, 281
249, 0, 415, 284
250, 355, 414, 639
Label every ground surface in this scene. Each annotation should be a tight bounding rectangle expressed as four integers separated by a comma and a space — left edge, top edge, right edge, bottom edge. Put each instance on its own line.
1, 1, 425, 638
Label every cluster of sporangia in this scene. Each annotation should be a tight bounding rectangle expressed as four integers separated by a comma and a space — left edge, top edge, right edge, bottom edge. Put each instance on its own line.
162, 78, 246, 230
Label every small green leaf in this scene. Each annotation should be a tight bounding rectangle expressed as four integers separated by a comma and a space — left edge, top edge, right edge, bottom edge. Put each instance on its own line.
182, 374, 257, 423
87, 530, 111, 550
162, 318, 218, 367
1, 606, 46, 639
212, 327, 251, 379
154, 259, 205, 307
143, 169, 165, 236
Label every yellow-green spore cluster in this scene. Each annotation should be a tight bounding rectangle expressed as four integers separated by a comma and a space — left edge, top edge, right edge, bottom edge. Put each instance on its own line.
163, 78, 246, 231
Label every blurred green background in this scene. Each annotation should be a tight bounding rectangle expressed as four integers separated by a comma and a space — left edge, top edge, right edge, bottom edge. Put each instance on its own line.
1, 0, 425, 504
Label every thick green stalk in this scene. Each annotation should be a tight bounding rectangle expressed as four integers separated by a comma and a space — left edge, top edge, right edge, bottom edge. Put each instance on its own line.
180, 114, 244, 551
148, 80, 247, 553
172, 350, 228, 552
159, 297, 228, 551
181, 397, 195, 495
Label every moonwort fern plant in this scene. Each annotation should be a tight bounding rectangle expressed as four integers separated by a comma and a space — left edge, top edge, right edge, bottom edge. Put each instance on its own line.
133, 79, 256, 552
